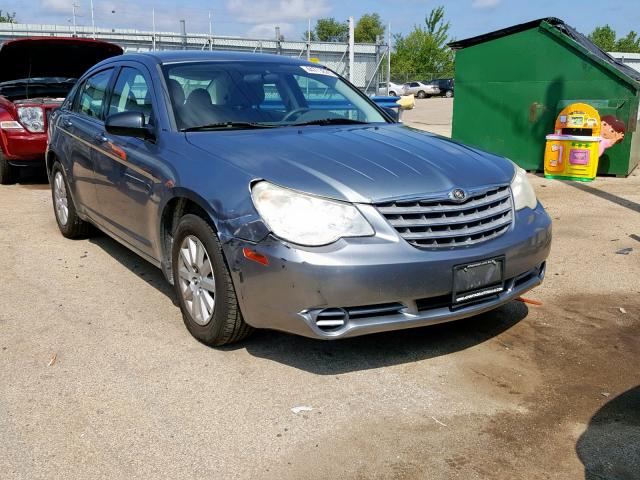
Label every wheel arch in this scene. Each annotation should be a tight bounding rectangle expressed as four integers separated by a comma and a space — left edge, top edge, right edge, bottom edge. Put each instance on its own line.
158, 190, 220, 284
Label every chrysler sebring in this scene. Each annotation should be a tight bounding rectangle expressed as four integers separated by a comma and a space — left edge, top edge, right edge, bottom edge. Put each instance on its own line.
47, 52, 551, 346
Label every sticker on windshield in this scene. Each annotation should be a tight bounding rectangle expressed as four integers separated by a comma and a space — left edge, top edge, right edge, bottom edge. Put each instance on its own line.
300, 65, 337, 77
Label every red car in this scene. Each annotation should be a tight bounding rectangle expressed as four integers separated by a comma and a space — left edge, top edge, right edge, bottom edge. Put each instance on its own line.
0, 37, 123, 184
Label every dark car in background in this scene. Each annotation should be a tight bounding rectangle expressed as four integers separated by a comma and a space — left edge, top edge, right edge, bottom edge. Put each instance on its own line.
425, 78, 455, 97
47, 51, 551, 346
0, 37, 122, 184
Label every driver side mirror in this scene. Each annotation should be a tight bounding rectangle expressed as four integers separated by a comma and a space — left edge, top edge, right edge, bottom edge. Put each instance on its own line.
105, 111, 154, 140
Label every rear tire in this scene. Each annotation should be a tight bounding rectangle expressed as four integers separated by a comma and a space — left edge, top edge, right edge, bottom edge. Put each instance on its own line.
51, 162, 92, 238
389, 91, 396, 97
171, 214, 253, 346
417, 90, 426, 99
0, 151, 16, 185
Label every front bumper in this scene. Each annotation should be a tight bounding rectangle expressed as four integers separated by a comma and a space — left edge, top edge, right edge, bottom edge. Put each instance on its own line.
223, 203, 552, 339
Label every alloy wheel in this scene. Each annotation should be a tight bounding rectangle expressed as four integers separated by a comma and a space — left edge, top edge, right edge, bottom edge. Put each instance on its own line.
177, 235, 216, 326
53, 171, 69, 226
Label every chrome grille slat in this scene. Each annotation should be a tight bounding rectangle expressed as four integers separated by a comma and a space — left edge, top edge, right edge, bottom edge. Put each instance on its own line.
377, 185, 514, 249
398, 215, 512, 240
387, 202, 513, 228
377, 188, 510, 214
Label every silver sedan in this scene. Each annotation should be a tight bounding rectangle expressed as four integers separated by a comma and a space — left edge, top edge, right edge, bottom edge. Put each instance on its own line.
402, 81, 440, 98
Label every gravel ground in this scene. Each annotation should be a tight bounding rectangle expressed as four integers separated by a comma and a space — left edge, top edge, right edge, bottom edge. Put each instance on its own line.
0, 99, 639, 479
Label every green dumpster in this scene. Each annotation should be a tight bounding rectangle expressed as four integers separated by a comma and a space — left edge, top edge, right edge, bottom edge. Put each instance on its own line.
449, 17, 640, 177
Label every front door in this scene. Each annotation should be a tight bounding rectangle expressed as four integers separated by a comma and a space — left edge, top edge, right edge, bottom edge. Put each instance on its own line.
92, 64, 161, 255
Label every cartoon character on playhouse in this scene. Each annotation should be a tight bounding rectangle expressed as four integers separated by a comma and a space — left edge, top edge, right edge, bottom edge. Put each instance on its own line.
599, 114, 625, 156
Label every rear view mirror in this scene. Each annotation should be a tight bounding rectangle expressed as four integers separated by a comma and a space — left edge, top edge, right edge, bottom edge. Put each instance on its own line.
105, 111, 154, 139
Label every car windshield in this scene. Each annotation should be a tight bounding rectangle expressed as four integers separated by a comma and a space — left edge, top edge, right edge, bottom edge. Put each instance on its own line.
163, 61, 387, 131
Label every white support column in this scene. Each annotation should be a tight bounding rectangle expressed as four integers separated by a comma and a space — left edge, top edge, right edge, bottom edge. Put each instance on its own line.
348, 16, 355, 83
90, 0, 95, 39
387, 22, 392, 95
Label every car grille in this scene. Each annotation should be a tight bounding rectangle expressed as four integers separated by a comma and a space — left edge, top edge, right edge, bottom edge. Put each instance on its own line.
376, 185, 513, 249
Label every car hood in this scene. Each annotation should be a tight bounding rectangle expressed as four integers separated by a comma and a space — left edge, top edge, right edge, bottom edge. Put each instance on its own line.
0, 37, 123, 83
186, 124, 515, 203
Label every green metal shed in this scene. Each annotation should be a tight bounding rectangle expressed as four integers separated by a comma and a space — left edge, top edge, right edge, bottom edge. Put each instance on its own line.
449, 18, 640, 177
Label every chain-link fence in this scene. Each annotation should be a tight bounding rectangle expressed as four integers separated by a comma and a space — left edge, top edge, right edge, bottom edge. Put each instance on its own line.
391, 72, 453, 84
0, 22, 390, 95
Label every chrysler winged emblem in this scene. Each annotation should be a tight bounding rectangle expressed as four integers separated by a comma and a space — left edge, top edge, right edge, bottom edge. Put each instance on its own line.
450, 188, 467, 202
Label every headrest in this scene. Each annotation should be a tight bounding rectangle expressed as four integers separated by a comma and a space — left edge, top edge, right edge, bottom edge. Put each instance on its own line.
168, 79, 185, 105
186, 88, 212, 106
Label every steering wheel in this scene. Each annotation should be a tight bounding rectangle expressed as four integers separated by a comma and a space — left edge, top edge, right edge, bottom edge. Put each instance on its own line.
282, 108, 312, 123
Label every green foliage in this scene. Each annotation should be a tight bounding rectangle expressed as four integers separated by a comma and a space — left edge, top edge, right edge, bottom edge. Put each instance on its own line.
589, 24, 640, 53
354, 13, 385, 43
305, 17, 348, 42
0, 9, 16, 23
615, 31, 640, 53
588, 25, 617, 52
304, 14, 385, 44
391, 6, 454, 81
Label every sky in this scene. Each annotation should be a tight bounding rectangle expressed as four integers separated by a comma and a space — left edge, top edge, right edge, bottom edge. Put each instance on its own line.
11, 0, 640, 42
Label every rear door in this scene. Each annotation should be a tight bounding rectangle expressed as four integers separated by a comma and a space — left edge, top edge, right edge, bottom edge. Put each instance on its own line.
60, 67, 114, 216
91, 63, 161, 255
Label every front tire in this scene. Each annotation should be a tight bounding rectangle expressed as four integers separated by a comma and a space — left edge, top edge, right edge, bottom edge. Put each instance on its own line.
51, 162, 92, 238
417, 90, 426, 99
171, 214, 253, 346
389, 91, 396, 97
0, 151, 16, 185
445, 90, 453, 98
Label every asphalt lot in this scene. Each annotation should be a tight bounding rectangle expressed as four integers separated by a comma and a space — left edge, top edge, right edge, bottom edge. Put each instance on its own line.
1, 98, 639, 479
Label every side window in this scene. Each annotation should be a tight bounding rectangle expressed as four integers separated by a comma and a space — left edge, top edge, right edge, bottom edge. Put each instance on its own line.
108, 67, 154, 124
76, 69, 113, 119
262, 82, 285, 109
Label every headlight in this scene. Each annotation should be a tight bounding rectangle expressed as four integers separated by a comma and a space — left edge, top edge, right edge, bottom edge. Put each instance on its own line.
17, 107, 45, 133
510, 163, 537, 210
251, 181, 374, 246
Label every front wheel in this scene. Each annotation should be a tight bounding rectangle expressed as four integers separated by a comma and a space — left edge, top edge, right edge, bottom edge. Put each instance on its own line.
0, 151, 16, 185
445, 90, 453, 98
417, 90, 426, 99
171, 214, 253, 346
389, 91, 396, 97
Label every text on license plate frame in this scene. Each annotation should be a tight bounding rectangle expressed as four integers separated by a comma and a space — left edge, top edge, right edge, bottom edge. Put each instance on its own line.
452, 256, 505, 305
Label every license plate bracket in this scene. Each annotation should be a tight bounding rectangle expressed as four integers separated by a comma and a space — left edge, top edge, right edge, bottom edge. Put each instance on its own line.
452, 257, 505, 305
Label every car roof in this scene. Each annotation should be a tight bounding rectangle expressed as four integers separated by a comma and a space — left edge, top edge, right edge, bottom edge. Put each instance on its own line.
99, 50, 318, 68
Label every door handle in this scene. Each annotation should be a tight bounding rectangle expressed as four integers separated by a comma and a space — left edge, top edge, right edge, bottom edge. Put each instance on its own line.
63, 119, 73, 127
94, 132, 108, 143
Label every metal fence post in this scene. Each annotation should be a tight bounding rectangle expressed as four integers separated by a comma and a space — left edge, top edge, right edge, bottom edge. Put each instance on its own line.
348, 16, 355, 83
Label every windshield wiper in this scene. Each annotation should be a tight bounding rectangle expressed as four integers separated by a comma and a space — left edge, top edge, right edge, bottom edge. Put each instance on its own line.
293, 118, 370, 127
181, 121, 279, 132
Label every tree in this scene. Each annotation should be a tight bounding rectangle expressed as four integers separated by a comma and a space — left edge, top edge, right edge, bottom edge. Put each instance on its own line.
305, 18, 348, 42
615, 31, 640, 53
0, 10, 16, 23
354, 13, 385, 43
588, 25, 616, 52
391, 6, 454, 81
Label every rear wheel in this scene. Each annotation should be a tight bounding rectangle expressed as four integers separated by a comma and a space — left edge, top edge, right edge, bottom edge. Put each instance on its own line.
417, 90, 426, 99
0, 151, 16, 185
51, 162, 92, 238
389, 91, 397, 97
171, 214, 253, 346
